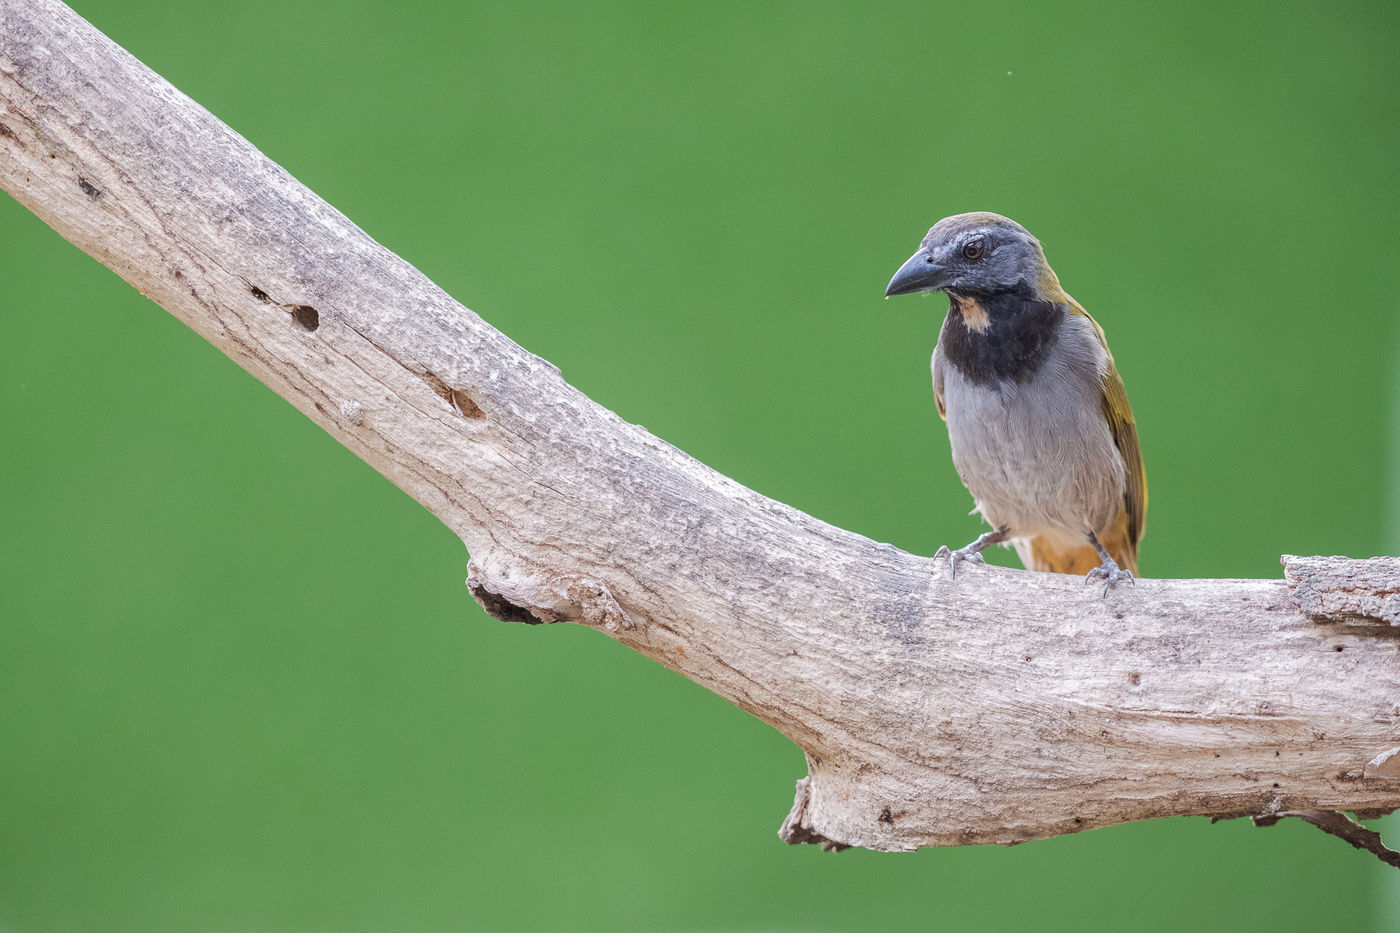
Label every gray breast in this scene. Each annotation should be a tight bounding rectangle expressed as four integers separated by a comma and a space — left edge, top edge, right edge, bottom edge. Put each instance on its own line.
934, 312, 1126, 547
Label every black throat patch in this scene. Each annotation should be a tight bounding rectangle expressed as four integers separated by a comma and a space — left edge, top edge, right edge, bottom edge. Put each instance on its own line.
939, 292, 1063, 386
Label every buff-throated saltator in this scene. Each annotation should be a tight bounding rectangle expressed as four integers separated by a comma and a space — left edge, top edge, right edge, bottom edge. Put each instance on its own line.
884, 212, 1146, 593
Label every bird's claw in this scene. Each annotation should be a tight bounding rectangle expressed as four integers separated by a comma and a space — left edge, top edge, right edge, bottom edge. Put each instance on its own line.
935, 544, 986, 579
1085, 562, 1135, 597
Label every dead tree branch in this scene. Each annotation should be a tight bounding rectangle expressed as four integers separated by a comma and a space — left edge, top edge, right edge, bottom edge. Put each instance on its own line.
1253, 809, 1400, 868
3, 0, 1398, 857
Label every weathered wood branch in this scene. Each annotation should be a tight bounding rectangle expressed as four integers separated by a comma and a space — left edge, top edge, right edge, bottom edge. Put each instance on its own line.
4, 0, 1399, 856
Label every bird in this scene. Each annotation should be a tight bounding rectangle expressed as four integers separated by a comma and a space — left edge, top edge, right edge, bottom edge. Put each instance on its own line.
883, 212, 1146, 593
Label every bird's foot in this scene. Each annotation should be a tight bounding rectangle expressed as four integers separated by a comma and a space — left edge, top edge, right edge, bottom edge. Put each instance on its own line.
1085, 560, 1134, 597
934, 544, 987, 579
934, 527, 1008, 579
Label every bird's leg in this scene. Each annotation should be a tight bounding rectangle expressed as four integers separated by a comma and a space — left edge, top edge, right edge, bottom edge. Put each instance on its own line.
1085, 530, 1134, 596
935, 526, 1009, 579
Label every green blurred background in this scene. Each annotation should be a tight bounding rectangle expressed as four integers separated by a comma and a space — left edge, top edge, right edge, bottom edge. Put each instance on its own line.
3, 0, 1398, 929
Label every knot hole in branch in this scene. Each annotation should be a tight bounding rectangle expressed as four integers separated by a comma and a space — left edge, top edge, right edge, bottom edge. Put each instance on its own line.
423, 371, 485, 419
289, 304, 319, 331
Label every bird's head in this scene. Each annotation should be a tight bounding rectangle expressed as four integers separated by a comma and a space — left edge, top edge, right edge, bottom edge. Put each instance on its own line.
884, 212, 1060, 301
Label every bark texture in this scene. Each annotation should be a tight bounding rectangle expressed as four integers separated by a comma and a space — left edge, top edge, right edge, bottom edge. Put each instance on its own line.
4, 0, 1399, 854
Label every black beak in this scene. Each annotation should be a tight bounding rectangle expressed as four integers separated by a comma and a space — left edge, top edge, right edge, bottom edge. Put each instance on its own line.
885, 247, 949, 298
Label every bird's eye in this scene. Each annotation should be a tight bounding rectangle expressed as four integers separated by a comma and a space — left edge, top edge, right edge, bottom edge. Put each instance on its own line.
961, 237, 987, 262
